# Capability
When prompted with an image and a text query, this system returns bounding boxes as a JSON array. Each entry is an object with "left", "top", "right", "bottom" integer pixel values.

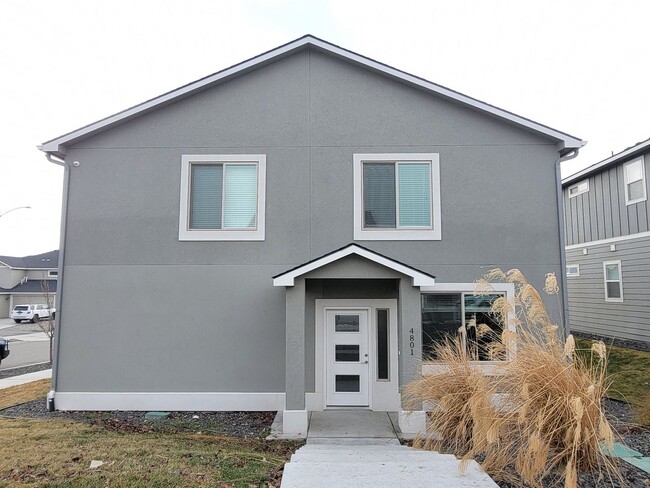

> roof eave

[
  {"left": 562, "top": 138, "right": 650, "bottom": 186},
  {"left": 40, "top": 34, "right": 583, "bottom": 156}
]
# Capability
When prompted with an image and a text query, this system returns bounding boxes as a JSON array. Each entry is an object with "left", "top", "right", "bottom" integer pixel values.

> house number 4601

[{"left": 409, "top": 328, "right": 415, "bottom": 356}]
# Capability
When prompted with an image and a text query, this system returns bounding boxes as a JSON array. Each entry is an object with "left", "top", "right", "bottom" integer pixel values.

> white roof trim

[
  {"left": 40, "top": 35, "right": 583, "bottom": 157},
  {"left": 563, "top": 138, "right": 650, "bottom": 185},
  {"left": 272, "top": 244, "right": 435, "bottom": 287}
]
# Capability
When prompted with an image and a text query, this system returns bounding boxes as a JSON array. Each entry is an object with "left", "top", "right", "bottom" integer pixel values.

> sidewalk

[{"left": 0, "top": 369, "right": 52, "bottom": 389}]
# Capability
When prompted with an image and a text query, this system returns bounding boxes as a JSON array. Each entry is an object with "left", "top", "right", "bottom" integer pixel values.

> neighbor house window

[
  {"left": 603, "top": 260, "right": 623, "bottom": 302},
  {"left": 47, "top": 270, "right": 58, "bottom": 278},
  {"left": 353, "top": 153, "right": 441, "bottom": 240},
  {"left": 624, "top": 157, "right": 646, "bottom": 205},
  {"left": 179, "top": 155, "right": 266, "bottom": 241},
  {"left": 566, "top": 264, "right": 580, "bottom": 277},
  {"left": 568, "top": 180, "right": 589, "bottom": 198},
  {"left": 422, "top": 293, "right": 505, "bottom": 361}
]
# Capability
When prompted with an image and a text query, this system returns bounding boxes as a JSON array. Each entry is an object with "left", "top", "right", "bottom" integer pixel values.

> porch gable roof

[{"left": 272, "top": 243, "right": 435, "bottom": 287}]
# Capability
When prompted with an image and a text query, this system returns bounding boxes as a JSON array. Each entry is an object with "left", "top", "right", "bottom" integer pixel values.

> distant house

[
  {"left": 0, "top": 250, "right": 59, "bottom": 318},
  {"left": 562, "top": 138, "right": 650, "bottom": 343},
  {"left": 39, "top": 35, "right": 583, "bottom": 435}
]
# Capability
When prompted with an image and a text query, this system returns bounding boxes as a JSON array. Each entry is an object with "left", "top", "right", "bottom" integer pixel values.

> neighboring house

[
  {"left": 562, "top": 138, "right": 650, "bottom": 343},
  {"left": 0, "top": 250, "right": 59, "bottom": 318},
  {"left": 39, "top": 35, "right": 583, "bottom": 435}
]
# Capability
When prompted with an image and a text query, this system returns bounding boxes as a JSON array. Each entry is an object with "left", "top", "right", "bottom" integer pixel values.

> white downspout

[
  {"left": 42, "top": 150, "right": 69, "bottom": 410},
  {"left": 556, "top": 148, "right": 581, "bottom": 337}
]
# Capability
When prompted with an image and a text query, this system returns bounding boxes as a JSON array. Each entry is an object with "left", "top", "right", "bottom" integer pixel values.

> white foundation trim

[
  {"left": 53, "top": 392, "right": 285, "bottom": 411},
  {"left": 282, "top": 409, "right": 309, "bottom": 435},
  {"left": 398, "top": 410, "right": 426, "bottom": 434}
]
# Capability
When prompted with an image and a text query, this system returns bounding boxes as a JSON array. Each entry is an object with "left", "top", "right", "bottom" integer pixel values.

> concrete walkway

[
  {"left": 0, "top": 369, "right": 51, "bottom": 389},
  {"left": 279, "top": 411, "right": 498, "bottom": 487}
]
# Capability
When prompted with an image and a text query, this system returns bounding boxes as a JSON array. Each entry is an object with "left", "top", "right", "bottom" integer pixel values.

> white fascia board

[
  {"left": 273, "top": 244, "right": 435, "bottom": 287},
  {"left": 562, "top": 138, "right": 650, "bottom": 185},
  {"left": 40, "top": 36, "right": 582, "bottom": 156}
]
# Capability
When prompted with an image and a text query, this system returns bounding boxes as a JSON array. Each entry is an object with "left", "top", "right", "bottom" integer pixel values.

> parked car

[
  {"left": 10, "top": 304, "right": 53, "bottom": 323},
  {"left": 0, "top": 337, "right": 9, "bottom": 365}
]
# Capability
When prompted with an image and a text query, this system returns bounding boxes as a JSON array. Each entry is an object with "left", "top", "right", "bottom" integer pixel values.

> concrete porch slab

[{"left": 307, "top": 411, "right": 397, "bottom": 439}]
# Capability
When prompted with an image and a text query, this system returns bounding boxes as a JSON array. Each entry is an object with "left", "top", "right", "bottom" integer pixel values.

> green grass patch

[{"left": 576, "top": 337, "right": 650, "bottom": 424}]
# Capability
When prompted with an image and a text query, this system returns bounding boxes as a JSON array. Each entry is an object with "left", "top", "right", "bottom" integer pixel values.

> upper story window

[
  {"left": 353, "top": 153, "right": 441, "bottom": 240},
  {"left": 179, "top": 155, "right": 266, "bottom": 241},
  {"left": 568, "top": 180, "right": 589, "bottom": 198},
  {"left": 624, "top": 156, "right": 647, "bottom": 205}
]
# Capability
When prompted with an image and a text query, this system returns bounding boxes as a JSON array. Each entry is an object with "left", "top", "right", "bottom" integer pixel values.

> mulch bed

[{"left": 0, "top": 398, "right": 276, "bottom": 438}]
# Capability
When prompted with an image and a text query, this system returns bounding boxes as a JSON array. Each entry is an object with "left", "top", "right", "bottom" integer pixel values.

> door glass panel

[
  {"left": 335, "top": 315, "right": 359, "bottom": 332},
  {"left": 335, "top": 345, "right": 360, "bottom": 362},
  {"left": 335, "top": 375, "right": 360, "bottom": 392},
  {"left": 377, "top": 309, "right": 389, "bottom": 380}
]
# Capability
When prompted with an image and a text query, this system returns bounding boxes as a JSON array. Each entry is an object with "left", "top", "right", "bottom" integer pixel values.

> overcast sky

[{"left": 1, "top": 0, "right": 648, "bottom": 256}]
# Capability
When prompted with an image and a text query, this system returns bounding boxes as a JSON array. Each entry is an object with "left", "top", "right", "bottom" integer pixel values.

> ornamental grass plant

[{"left": 404, "top": 269, "right": 622, "bottom": 488}]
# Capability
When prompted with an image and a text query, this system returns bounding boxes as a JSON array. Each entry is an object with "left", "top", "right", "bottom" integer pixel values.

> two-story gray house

[
  {"left": 0, "top": 250, "right": 59, "bottom": 318},
  {"left": 563, "top": 138, "right": 650, "bottom": 343},
  {"left": 39, "top": 36, "right": 583, "bottom": 436}
]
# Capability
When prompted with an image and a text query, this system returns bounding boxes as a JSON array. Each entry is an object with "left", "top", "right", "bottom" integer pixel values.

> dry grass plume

[{"left": 404, "top": 269, "right": 622, "bottom": 488}]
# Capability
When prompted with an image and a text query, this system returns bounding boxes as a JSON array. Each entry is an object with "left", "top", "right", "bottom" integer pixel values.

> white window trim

[
  {"left": 566, "top": 264, "right": 580, "bottom": 277},
  {"left": 47, "top": 270, "right": 58, "bottom": 278},
  {"left": 353, "top": 153, "right": 441, "bottom": 241},
  {"left": 624, "top": 156, "right": 647, "bottom": 205},
  {"left": 568, "top": 180, "right": 589, "bottom": 198},
  {"left": 603, "top": 260, "right": 623, "bottom": 303},
  {"left": 179, "top": 154, "right": 266, "bottom": 241}
]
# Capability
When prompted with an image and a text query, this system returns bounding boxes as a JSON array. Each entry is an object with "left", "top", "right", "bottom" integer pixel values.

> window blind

[
  {"left": 398, "top": 163, "right": 431, "bottom": 227},
  {"left": 190, "top": 164, "right": 223, "bottom": 229},
  {"left": 363, "top": 163, "right": 396, "bottom": 228},
  {"left": 223, "top": 164, "right": 257, "bottom": 228}
]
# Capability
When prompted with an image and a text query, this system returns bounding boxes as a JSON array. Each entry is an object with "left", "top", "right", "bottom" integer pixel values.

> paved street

[{"left": 0, "top": 318, "right": 51, "bottom": 370}]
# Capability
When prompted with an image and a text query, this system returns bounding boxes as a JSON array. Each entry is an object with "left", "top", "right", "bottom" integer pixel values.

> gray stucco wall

[
  {"left": 56, "top": 47, "right": 564, "bottom": 394},
  {"left": 563, "top": 152, "right": 650, "bottom": 246},
  {"left": 566, "top": 235, "right": 650, "bottom": 342}
]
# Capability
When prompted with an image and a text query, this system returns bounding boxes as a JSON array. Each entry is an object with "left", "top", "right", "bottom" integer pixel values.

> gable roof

[
  {"left": 0, "top": 250, "right": 59, "bottom": 270},
  {"left": 40, "top": 35, "right": 583, "bottom": 158},
  {"left": 562, "top": 137, "right": 650, "bottom": 186},
  {"left": 272, "top": 243, "right": 435, "bottom": 287}
]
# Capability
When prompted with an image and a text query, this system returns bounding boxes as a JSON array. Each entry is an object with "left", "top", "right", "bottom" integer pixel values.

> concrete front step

[
  {"left": 281, "top": 460, "right": 499, "bottom": 488},
  {"left": 291, "top": 451, "right": 461, "bottom": 463},
  {"left": 292, "top": 445, "right": 459, "bottom": 463}
]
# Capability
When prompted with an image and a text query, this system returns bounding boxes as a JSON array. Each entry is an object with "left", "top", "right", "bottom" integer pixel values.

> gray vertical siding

[
  {"left": 564, "top": 152, "right": 650, "bottom": 246},
  {"left": 566, "top": 234, "right": 650, "bottom": 342}
]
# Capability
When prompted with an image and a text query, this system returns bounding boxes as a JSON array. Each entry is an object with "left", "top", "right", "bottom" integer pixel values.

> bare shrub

[{"left": 404, "top": 269, "right": 621, "bottom": 488}]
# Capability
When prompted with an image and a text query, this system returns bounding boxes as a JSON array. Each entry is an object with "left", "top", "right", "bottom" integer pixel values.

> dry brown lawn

[
  {"left": 0, "top": 381, "right": 298, "bottom": 487},
  {"left": 0, "top": 379, "right": 50, "bottom": 410}
]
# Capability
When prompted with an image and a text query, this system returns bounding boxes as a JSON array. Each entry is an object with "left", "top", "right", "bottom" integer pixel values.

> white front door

[{"left": 325, "top": 309, "right": 370, "bottom": 407}]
